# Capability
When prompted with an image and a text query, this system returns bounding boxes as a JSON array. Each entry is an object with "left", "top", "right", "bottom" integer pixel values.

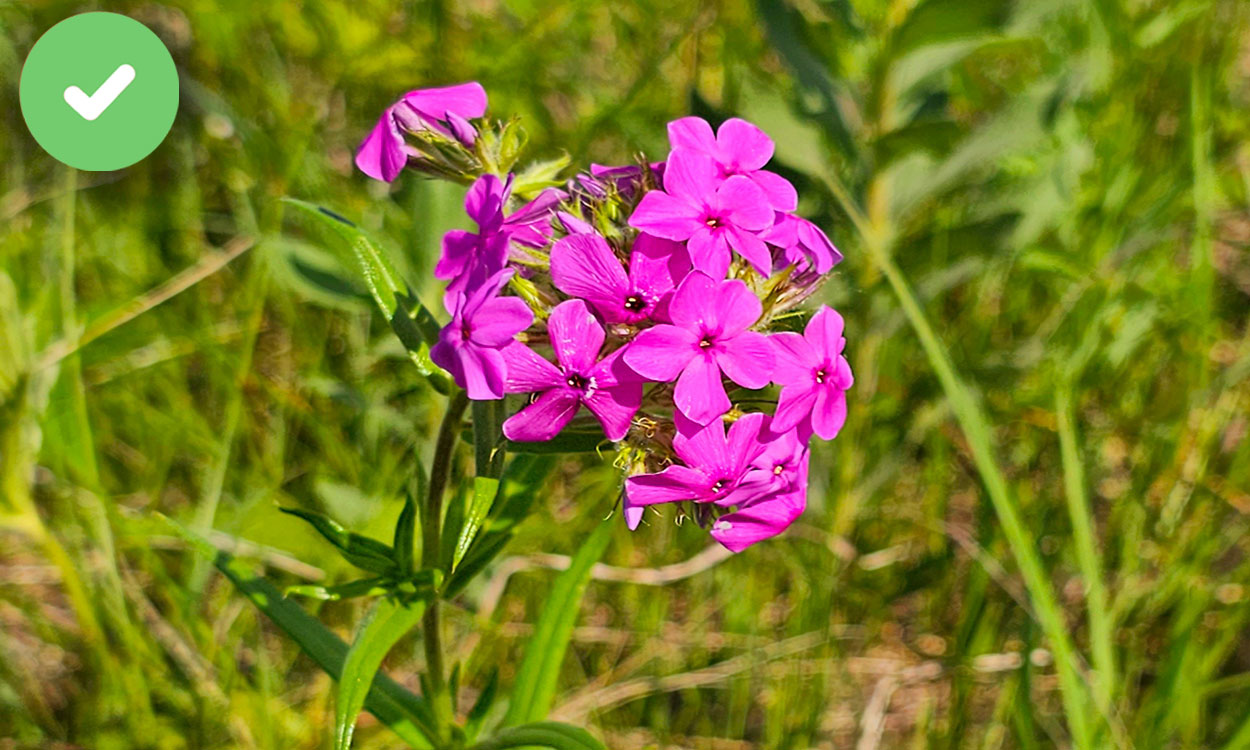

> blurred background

[{"left": 2, "top": 0, "right": 1249, "bottom": 748}]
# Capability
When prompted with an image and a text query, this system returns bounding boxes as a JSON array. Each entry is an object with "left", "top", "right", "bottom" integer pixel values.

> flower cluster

[{"left": 357, "top": 83, "right": 852, "bottom": 552}]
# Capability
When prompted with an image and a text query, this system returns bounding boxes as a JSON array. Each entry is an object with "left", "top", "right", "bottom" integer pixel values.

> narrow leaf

[
  {"left": 394, "top": 491, "right": 418, "bottom": 575},
  {"left": 503, "top": 520, "right": 613, "bottom": 726},
  {"left": 283, "top": 198, "right": 447, "bottom": 385},
  {"left": 159, "top": 516, "right": 440, "bottom": 748},
  {"left": 336, "top": 596, "right": 431, "bottom": 750},
  {"left": 465, "top": 668, "right": 499, "bottom": 742},
  {"left": 469, "top": 722, "right": 604, "bottom": 750},
  {"left": 285, "top": 577, "right": 388, "bottom": 601},
  {"left": 279, "top": 506, "right": 397, "bottom": 575},
  {"left": 454, "top": 477, "right": 501, "bottom": 571}
]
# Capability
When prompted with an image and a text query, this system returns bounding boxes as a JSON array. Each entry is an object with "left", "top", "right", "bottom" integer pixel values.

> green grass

[{"left": 3, "top": 0, "right": 1250, "bottom": 748}]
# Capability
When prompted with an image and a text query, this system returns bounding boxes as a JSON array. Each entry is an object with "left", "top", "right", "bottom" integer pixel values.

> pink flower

[
  {"left": 623, "top": 271, "right": 774, "bottom": 424},
  {"left": 667, "top": 116, "right": 798, "bottom": 212},
  {"left": 710, "top": 418, "right": 809, "bottom": 551},
  {"left": 762, "top": 213, "right": 842, "bottom": 275},
  {"left": 437, "top": 174, "right": 562, "bottom": 299},
  {"left": 550, "top": 232, "right": 690, "bottom": 325},
  {"left": 628, "top": 151, "right": 774, "bottom": 278},
  {"left": 355, "top": 82, "right": 488, "bottom": 182},
  {"left": 501, "top": 300, "right": 642, "bottom": 441},
  {"left": 770, "top": 306, "right": 853, "bottom": 439},
  {"left": 430, "top": 270, "right": 533, "bottom": 400},
  {"left": 624, "top": 413, "right": 774, "bottom": 523}
]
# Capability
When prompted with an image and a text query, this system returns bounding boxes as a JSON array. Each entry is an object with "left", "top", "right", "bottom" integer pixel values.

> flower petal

[
  {"left": 667, "top": 271, "right": 720, "bottom": 331},
  {"left": 672, "top": 411, "right": 731, "bottom": 476},
  {"left": 726, "top": 412, "right": 768, "bottom": 472},
  {"left": 805, "top": 306, "right": 846, "bottom": 356},
  {"left": 583, "top": 383, "right": 642, "bottom": 441},
  {"left": 502, "top": 389, "right": 580, "bottom": 442},
  {"left": 464, "top": 174, "right": 508, "bottom": 229},
  {"left": 770, "top": 332, "right": 816, "bottom": 385},
  {"left": 748, "top": 170, "right": 798, "bottom": 212},
  {"left": 716, "top": 175, "right": 773, "bottom": 231},
  {"left": 501, "top": 341, "right": 562, "bottom": 393},
  {"left": 628, "top": 190, "right": 703, "bottom": 241},
  {"left": 623, "top": 325, "right": 699, "bottom": 381},
  {"left": 795, "top": 218, "right": 842, "bottom": 272},
  {"left": 625, "top": 465, "right": 711, "bottom": 507},
  {"left": 354, "top": 109, "right": 406, "bottom": 182},
  {"left": 547, "top": 299, "right": 605, "bottom": 374},
  {"left": 674, "top": 354, "right": 731, "bottom": 425},
  {"left": 710, "top": 489, "right": 806, "bottom": 552},
  {"left": 663, "top": 149, "right": 721, "bottom": 199},
  {"left": 504, "top": 187, "right": 564, "bottom": 247},
  {"left": 717, "top": 331, "right": 774, "bottom": 389},
  {"left": 708, "top": 278, "right": 763, "bottom": 336},
  {"left": 726, "top": 225, "right": 773, "bottom": 276},
  {"left": 469, "top": 296, "right": 532, "bottom": 347},
  {"left": 404, "top": 82, "right": 488, "bottom": 121},
  {"left": 686, "top": 228, "right": 733, "bottom": 279},
  {"left": 629, "top": 233, "right": 690, "bottom": 298},
  {"left": 772, "top": 384, "right": 817, "bottom": 434},
  {"left": 716, "top": 118, "right": 774, "bottom": 172},
  {"left": 550, "top": 233, "right": 630, "bottom": 321},
  {"left": 667, "top": 116, "right": 717, "bottom": 153},
  {"left": 810, "top": 385, "right": 848, "bottom": 440}
]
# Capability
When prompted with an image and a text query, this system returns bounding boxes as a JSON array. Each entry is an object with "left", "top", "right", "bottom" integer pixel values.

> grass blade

[{"left": 503, "top": 519, "right": 613, "bottom": 727}]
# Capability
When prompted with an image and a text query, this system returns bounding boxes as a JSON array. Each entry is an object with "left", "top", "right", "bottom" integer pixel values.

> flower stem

[{"left": 422, "top": 390, "right": 469, "bottom": 733}]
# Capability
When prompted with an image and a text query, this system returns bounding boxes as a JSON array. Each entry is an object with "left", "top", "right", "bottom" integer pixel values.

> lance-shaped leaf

[
  {"left": 336, "top": 595, "right": 432, "bottom": 750},
  {"left": 503, "top": 519, "right": 613, "bottom": 726},
  {"left": 279, "top": 506, "right": 398, "bottom": 575},
  {"left": 160, "top": 516, "right": 440, "bottom": 748},
  {"left": 283, "top": 198, "right": 449, "bottom": 388},
  {"left": 468, "top": 722, "right": 604, "bottom": 750},
  {"left": 453, "top": 477, "right": 501, "bottom": 572}
]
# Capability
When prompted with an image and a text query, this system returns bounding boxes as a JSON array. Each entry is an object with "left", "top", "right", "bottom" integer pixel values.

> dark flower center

[
  {"left": 460, "top": 323, "right": 472, "bottom": 341},
  {"left": 566, "top": 373, "right": 588, "bottom": 390},
  {"left": 705, "top": 215, "right": 723, "bottom": 228},
  {"left": 814, "top": 368, "right": 828, "bottom": 384},
  {"left": 623, "top": 293, "right": 647, "bottom": 312},
  {"left": 699, "top": 335, "right": 716, "bottom": 349},
  {"left": 710, "top": 478, "right": 728, "bottom": 493},
  {"left": 774, "top": 464, "right": 786, "bottom": 476}
]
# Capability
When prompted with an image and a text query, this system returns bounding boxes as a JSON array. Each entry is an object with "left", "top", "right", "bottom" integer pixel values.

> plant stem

[{"left": 422, "top": 390, "right": 470, "bottom": 731}]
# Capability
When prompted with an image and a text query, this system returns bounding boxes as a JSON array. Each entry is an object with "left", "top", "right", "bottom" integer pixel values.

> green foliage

[{"left": 2, "top": 0, "right": 1249, "bottom": 748}]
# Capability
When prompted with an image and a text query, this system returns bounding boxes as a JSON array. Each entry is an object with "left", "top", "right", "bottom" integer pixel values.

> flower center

[
  {"left": 623, "top": 293, "right": 647, "bottom": 312},
  {"left": 704, "top": 214, "right": 723, "bottom": 229},
  {"left": 774, "top": 464, "right": 786, "bottom": 476},
  {"left": 699, "top": 335, "right": 716, "bottom": 350},
  {"left": 566, "top": 373, "right": 588, "bottom": 390},
  {"left": 710, "top": 478, "right": 729, "bottom": 493},
  {"left": 814, "top": 368, "right": 828, "bottom": 384},
  {"left": 460, "top": 323, "right": 473, "bottom": 341}
]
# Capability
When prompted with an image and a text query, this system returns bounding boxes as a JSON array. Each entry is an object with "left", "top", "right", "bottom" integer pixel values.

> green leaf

[
  {"left": 159, "top": 516, "right": 440, "bottom": 748},
  {"left": 336, "top": 595, "right": 432, "bottom": 750},
  {"left": 502, "top": 520, "right": 613, "bottom": 726},
  {"left": 282, "top": 198, "right": 448, "bottom": 386},
  {"left": 891, "top": 0, "right": 1009, "bottom": 57},
  {"left": 464, "top": 668, "right": 499, "bottom": 743},
  {"left": 754, "top": 0, "right": 855, "bottom": 157},
  {"left": 285, "top": 577, "right": 388, "bottom": 601},
  {"left": 500, "top": 432, "right": 608, "bottom": 455},
  {"left": 394, "top": 491, "right": 418, "bottom": 575},
  {"left": 454, "top": 477, "right": 500, "bottom": 571},
  {"left": 469, "top": 722, "right": 604, "bottom": 750},
  {"left": 512, "top": 153, "right": 571, "bottom": 198},
  {"left": 279, "top": 506, "right": 398, "bottom": 575}
]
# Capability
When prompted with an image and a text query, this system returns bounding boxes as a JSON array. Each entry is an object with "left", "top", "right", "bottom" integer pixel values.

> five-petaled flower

[
  {"left": 628, "top": 150, "right": 775, "bottom": 278},
  {"left": 762, "top": 212, "right": 843, "bottom": 275},
  {"left": 624, "top": 413, "right": 774, "bottom": 524},
  {"left": 430, "top": 270, "right": 533, "bottom": 401},
  {"left": 437, "top": 174, "right": 562, "bottom": 299},
  {"left": 770, "top": 306, "right": 854, "bottom": 440},
  {"left": 356, "top": 82, "right": 487, "bottom": 183},
  {"left": 624, "top": 271, "right": 775, "bottom": 425},
  {"left": 501, "top": 299, "right": 643, "bottom": 442},
  {"left": 550, "top": 232, "right": 690, "bottom": 325},
  {"left": 667, "top": 116, "right": 797, "bottom": 212}
]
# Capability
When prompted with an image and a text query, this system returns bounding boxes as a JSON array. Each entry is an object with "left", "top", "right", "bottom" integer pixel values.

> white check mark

[{"left": 64, "top": 64, "right": 136, "bottom": 121}]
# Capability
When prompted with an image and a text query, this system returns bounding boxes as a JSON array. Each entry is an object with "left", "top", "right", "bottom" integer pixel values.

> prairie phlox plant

[{"left": 356, "top": 82, "right": 853, "bottom": 552}]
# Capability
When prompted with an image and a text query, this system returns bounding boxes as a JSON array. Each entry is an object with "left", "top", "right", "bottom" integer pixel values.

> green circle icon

[{"left": 20, "top": 12, "right": 179, "bottom": 171}]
